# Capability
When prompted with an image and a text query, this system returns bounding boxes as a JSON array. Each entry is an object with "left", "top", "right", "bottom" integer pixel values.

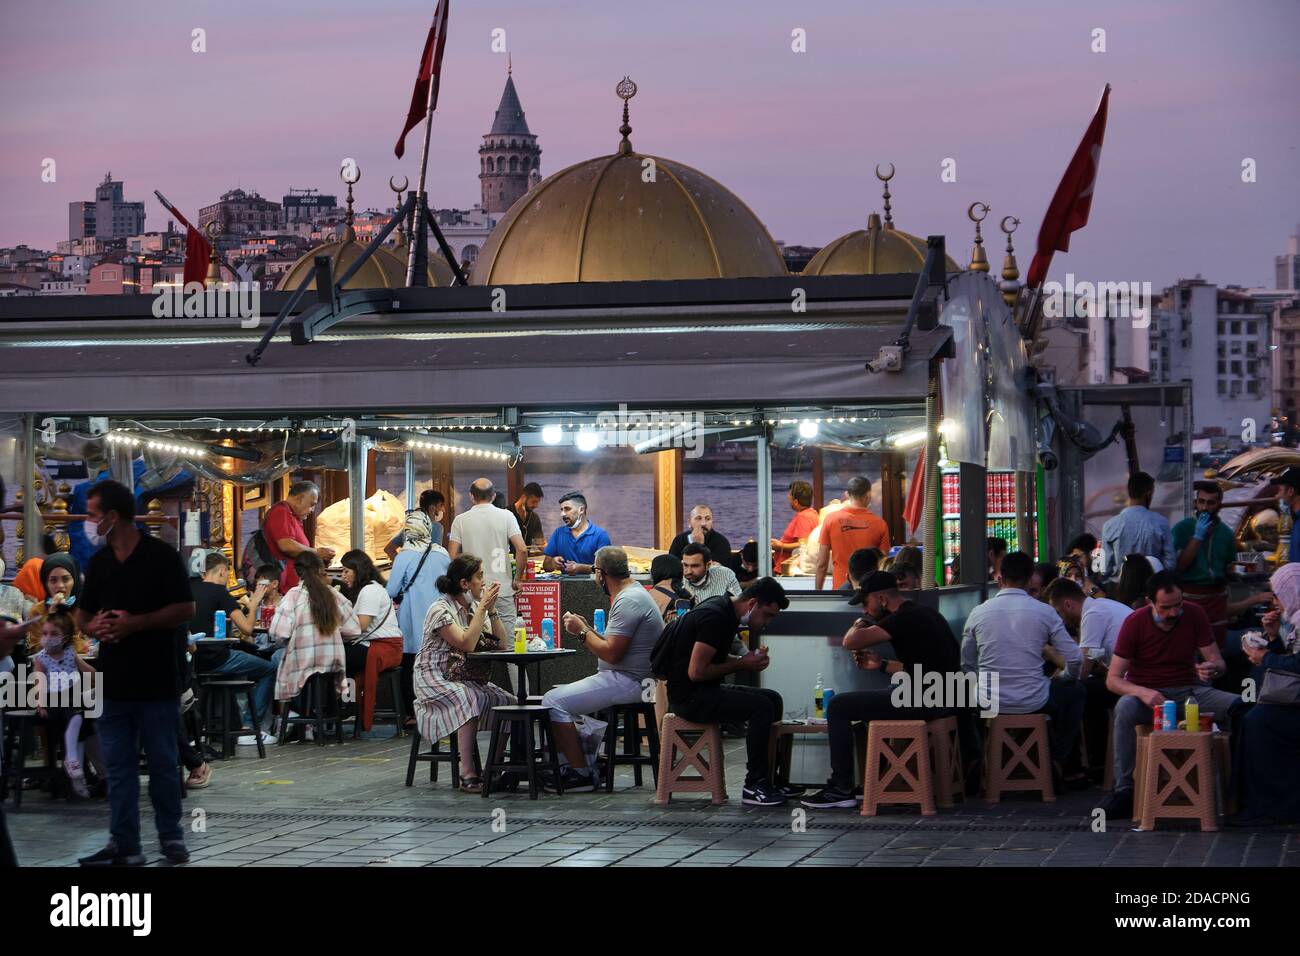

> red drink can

[{"left": 259, "top": 604, "right": 275, "bottom": 629}]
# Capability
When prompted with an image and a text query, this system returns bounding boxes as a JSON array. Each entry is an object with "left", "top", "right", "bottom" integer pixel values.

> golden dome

[
  {"left": 803, "top": 213, "right": 961, "bottom": 276},
  {"left": 276, "top": 238, "right": 405, "bottom": 292},
  {"left": 470, "top": 152, "right": 787, "bottom": 284},
  {"left": 387, "top": 239, "right": 456, "bottom": 287}
]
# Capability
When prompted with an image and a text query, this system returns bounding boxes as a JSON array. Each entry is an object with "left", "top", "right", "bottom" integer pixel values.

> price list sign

[{"left": 514, "top": 581, "right": 561, "bottom": 643}]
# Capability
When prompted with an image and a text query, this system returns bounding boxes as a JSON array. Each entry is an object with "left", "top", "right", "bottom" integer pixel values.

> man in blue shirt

[
  {"left": 1101, "top": 471, "right": 1174, "bottom": 579},
  {"left": 543, "top": 492, "right": 612, "bottom": 574},
  {"left": 1277, "top": 468, "right": 1300, "bottom": 564}
]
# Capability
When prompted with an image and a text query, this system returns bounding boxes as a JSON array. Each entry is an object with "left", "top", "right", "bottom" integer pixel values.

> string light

[{"left": 406, "top": 438, "right": 509, "bottom": 461}]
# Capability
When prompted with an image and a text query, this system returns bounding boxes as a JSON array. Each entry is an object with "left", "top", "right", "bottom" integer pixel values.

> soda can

[
  {"left": 1162, "top": 699, "right": 1177, "bottom": 732},
  {"left": 822, "top": 688, "right": 834, "bottom": 713}
]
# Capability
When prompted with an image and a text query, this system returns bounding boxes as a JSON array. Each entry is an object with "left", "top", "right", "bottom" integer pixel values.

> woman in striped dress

[{"left": 413, "top": 553, "right": 515, "bottom": 792}]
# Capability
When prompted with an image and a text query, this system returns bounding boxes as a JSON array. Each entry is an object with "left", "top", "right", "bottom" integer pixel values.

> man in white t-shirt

[
  {"left": 545, "top": 546, "right": 664, "bottom": 792},
  {"left": 448, "top": 478, "right": 528, "bottom": 636}
]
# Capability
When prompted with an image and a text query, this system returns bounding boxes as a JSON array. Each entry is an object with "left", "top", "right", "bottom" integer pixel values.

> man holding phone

[{"left": 659, "top": 577, "right": 793, "bottom": 806}]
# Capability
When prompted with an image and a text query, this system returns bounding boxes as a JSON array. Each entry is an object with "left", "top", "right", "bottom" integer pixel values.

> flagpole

[{"left": 405, "top": 71, "right": 436, "bottom": 287}]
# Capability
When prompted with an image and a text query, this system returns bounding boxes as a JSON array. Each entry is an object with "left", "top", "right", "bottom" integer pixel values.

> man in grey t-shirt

[{"left": 543, "top": 546, "right": 664, "bottom": 792}]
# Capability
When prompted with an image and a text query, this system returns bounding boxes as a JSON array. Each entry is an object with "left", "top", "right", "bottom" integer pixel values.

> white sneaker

[{"left": 237, "top": 731, "right": 276, "bottom": 746}]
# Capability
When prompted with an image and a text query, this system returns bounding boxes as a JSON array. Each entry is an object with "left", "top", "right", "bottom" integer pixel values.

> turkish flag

[
  {"left": 395, "top": 1, "right": 450, "bottom": 160},
  {"left": 182, "top": 226, "right": 212, "bottom": 286},
  {"left": 1026, "top": 85, "right": 1111, "bottom": 288}
]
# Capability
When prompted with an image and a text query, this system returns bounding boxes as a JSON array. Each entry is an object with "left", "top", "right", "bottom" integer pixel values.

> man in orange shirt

[
  {"left": 814, "top": 477, "right": 890, "bottom": 589},
  {"left": 770, "top": 480, "right": 821, "bottom": 567}
]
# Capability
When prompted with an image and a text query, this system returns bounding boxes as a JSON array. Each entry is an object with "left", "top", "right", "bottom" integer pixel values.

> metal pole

[
  {"left": 922, "top": 364, "right": 940, "bottom": 589},
  {"left": 405, "top": 70, "right": 437, "bottom": 288},
  {"left": 348, "top": 437, "right": 368, "bottom": 554},
  {"left": 756, "top": 427, "right": 773, "bottom": 578},
  {"left": 20, "top": 414, "right": 40, "bottom": 560},
  {"left": 404, "top": 449, "right": 416, "bottom": 511}
]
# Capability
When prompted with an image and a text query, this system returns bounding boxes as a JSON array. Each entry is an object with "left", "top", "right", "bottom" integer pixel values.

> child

[{"left": 33, "top": 609, "right": 97, "bottom": 798}]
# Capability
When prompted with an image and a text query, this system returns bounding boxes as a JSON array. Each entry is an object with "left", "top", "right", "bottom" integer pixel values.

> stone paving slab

[{"left": 6, "top": 732, "right": 1297, "bottom": 867}]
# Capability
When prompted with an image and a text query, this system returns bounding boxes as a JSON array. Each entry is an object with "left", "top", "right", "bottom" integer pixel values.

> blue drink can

[
  {"left": 213, "top": 609, "right": 226, "bottom": 640},
  {"left": 1162, "top": 699, "right": 1177, "bottom": 732},
  {"left": 593, "top": 608, "right": 606, "bottom": 635},
  {"left": 822, "top": 688, "right": 834, "bottom": 713}
]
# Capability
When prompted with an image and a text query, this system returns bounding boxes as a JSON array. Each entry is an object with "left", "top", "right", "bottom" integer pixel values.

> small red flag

[
  {"left": 395, "top": 1, "right": 451, "bottom": 160},
  {"left": 903, "top": 448, "right": 926, "bottom": 533},
  {"left": 1026, "top": 85, "right": 1111, "bottom": 288}
]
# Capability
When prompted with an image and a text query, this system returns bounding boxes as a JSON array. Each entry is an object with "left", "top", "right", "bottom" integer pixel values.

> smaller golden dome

[
  {"left": 803, "top": 214, "right": 960, "bottom": 276},
  {"left": 804, "top": 165, "right": 960, "bottom": 277}
]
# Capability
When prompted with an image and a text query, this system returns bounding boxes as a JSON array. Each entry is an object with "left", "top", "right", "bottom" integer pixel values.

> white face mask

[
  {"left": 84, "top": 515, "right": 113, "bottom": 547},
  {"left": 41, "top": 636, "right": 64, "bottom": 653}
]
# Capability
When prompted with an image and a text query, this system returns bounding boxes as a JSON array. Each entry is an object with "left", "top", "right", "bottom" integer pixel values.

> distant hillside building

[
  {"left": 68, "top": 173, "right": 145, "bottom": 240},
  {"left": 200, "top": 189, "right": 282, "bottom": 236},
  {"left": 479, "top": 72, "right": 542, "bottom": 214}
]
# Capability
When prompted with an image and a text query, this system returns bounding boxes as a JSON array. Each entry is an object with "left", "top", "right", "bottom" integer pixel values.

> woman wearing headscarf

[
  {"left": 1232, "top": 562, "right": 1300, "bottom": 824},
  {"left": 387, "top": 509, "right": 450, "bottom": 721},
  {"left": 26, "top": 553, "right": 90, "bottom": 654}
]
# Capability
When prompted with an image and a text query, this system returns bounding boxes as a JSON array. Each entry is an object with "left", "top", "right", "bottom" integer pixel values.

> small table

[
  {"left": 769, "top": 720, "right": 829, "bottom": 790},
  {"left": 465, "top": 649, "right": 576, "bottom": 701}
]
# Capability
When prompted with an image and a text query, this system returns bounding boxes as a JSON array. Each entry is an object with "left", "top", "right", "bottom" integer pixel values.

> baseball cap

[{"left": 848, "top": 570, "right": 898, "bottom": 606}]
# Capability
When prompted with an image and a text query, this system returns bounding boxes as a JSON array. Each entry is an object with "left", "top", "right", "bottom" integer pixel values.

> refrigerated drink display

[{"left": 940, "top": 468, "right": 1031, "bottom": 574}]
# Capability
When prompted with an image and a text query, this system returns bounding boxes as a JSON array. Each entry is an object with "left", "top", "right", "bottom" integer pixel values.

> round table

[{"left": 465, "top": 648, "right": 576, "bottom": 701}]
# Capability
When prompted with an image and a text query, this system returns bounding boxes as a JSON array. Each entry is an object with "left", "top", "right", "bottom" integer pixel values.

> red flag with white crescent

[
  {"left": 395, "top": 1, "right": 450, "bottom": 159},
  {"left": 1026, "top": 85, "right": 1111, "bottom": 288}
]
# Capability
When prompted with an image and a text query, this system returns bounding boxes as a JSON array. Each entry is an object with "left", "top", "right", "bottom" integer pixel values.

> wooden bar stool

[
  {"left": 983, "top": 714, "right": 1054, "bottom": 803},
  {"left": 654, "top": 714, "right": 726, "bottom": 805},
  {"left": 861, "top": 720, "right": 936, "bottom": 816},
  {"left": 405, "top": 726, "right": 480, "bottom": 789},
  {"left": 598, "top": 701, "right": 660, "bottom": 792},
  {"left": 1136, "top": 731, "right": 1218, "bottom": 832},
  {"left": 926, "top": 715, "right": 965, "bottom": 808},
  {"left": 481, "top": 705, "right": 562, "bottom": 800}
]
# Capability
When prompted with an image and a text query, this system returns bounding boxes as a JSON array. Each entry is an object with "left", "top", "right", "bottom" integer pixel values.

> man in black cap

[
  {"left": 802, "top": 570, "right": 969, "bottom": 809},
  {"left": 1278, "top": 467, "right": 1300, "bottom": 564}
]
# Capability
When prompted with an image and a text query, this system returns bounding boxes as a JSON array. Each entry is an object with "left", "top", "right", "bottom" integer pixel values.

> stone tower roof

[{"left": 489, "top": 75, "right": 531, "bottom": 136}]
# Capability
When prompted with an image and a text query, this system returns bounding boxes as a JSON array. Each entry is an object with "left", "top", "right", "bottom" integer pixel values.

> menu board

[{"left": 514, "top": 581, "right": 562, "bottom": 645}]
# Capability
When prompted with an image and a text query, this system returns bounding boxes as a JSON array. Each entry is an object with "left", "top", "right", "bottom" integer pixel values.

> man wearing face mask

[
  {"left": 659, "top": 577, "right": 794, "bottom": 806},
  {"left": 542, "top": 492, "right": 611, "bottom": 575},
  {"left": 542, "top": 547, "right": 664, "bottom": 791},
  {"left": 1099, "top": 570, "right": 1241, "bottom": 818},
  {"left": 679, "top": 542, "right": 742, "bottom": 603},
  {"left": 75, "top": 479, "right": 196, "bottom": 867}
]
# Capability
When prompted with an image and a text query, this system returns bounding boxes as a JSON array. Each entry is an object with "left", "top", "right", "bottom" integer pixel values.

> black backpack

[
  {"left": 240, "top": 528, "right": 283, "bottom": 586},
  {"left": 648, "top": 612, "right": 690, "bottom": 681}
]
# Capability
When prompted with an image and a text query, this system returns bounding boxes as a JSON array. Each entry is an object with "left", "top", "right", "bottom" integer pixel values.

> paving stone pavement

[{"left": 8, "top": 731, "right": 1299, "bottom": 867}]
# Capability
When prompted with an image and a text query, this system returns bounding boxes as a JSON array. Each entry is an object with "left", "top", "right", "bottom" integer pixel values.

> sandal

[
  {"left": 459, "top": 775, "right": 483, "bottom": 794},
  {"left": 187, "top": 764, "right": 213, "bottom": 790}
]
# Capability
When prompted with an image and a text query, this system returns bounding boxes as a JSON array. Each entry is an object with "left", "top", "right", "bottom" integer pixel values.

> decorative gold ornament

[{"left": 967, "top": 202, "right": 990, "bottom": 273}]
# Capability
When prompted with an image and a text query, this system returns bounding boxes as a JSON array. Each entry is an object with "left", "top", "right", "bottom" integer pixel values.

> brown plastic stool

[
  {"left": 926, "top": 716, "right": 965, "bottom": 808},
  {"left": 1136, "top": 731, "right": 1218, "bottom": 832},
  {"left": 861, "top": 720, "right": 936, "bottom": 816},
  {"left": 983, "top": 714, "right": 1055, "bottom": 803},
  {"left": 654, "top": 714, "right": 726, "bottom": 805}
]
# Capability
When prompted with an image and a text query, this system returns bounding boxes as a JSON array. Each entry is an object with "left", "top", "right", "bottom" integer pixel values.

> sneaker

[
  {"left": 742, "top": 779, "right": 788, "bottom": 807},
  {"left": 302, "top": 724, "right": 315, "bottom": 742},
  {"left": 237, "top": 731, "right": 277, "bottom": 746},
  {"left": 800, "top": 786, "right": 858, "bottom": 809},
  {"left": 79, "top": 844, "right": 146, "bottom": 867},
  {"left": 544, "top": 767, "right": 598, "bottom": 793},
  {"left": 1099, "top": 789, "right": 1133, "bottom": 819},
  {"left": 160, "top": 841, "right": 190, "bottom": 864},
  {"left": 777, "top": 783, "right": 806, "bottom": 798}
]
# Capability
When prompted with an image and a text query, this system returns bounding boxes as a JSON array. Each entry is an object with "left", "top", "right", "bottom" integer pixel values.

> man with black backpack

[{"left": 652, "top": 576, "right": 795, "bottom": 806}]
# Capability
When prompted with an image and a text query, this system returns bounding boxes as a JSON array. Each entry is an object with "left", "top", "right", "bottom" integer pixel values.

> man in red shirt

[
  {"left": 814, "top": 477, "right": 890, "bottom": 589},
  {"left": 770, "top": 480, "right": 820, "bottom": 568},
  {"left": 1100, "top": 570, "right": 1240, "bottom": 817},
  {"left": 264, "top": 480, "right": 336, "bottom": 592}
]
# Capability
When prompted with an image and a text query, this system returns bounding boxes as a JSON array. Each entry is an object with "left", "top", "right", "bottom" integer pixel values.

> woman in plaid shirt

[{"left": 270, "top": 551, "right": 360, "bottom": 705}]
